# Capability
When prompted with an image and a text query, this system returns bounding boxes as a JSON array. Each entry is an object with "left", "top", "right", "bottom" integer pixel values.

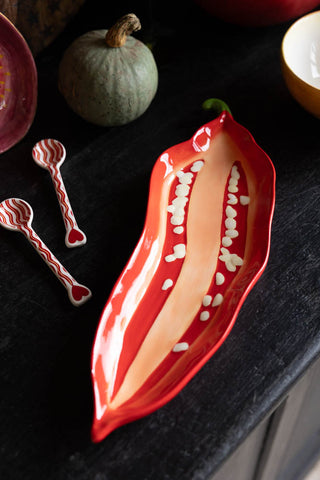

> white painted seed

[
  {"left": 172, "top": 342, "right": 189, "bottom": 352},
  {"left": 225, "top": 229, "right": 239, "bottom": 238},
  {"left": 168, "top": 201, "right": 186, "bottom": 214},
  {"left": 175, "top": 184, "right": 190, "bottom": 197},
  {"left": 200, "top": 311, "right": 210, "bottom": 321},
  {"left": 219, "top": 248, "right": 243, "bottom": 272},
  {"left": 226, "top": 205, "right": 237, "bottom": 218},
  {"left": 229, "top": 177, "right": 238, "bottom": 186},
  {"left": 202, "top": 295, "right": 212, "bottom": 307},
  {"left": 172, "top": 197, "right": 188, "bottom": 207},
  {"left": 173, "top": 207, "right": 185, "bottom": 217},
  {"left": 212, "top": 293, "right": 223, "bottom": 307},
  {"left": 222, "top": 236, "right": 233, "bottom": 247},
  {"left": 227, "top": 194, "right": 238, "bottom": 205},
  {"left": 176, "top": 170, "right": 184, "bottom": 178},
  {"left": 162, "top": 279, "right": 173, "bottom": 290},
  {"left": 225, "top": 218, "right": 236, "bottom": 229},
  {"left": 179, "top": 172, "right": 193, "bottom": 185},
  {"left": 232, "top": 256, "right": 243, "bottom": 266},
  {"left": 171, "top": 216, "right": 184, "bottom": 225},
  {"left": 173, "top": 244, "right": 186, "bottom": 259},
  {"left": 240, "top": 195, "right": 250, "bottom": 205},
  {"left": 228, "top": 185, "right": 238, "bottom": 193},
  {"left": 216, "top": 272, "right": 225, "bottom": 285},
  {"left": 165, "top": 244, "right": 186, "bottom": 262},
  {"left": 191, "top": 160, "right": 204, "bottom": 172},
  {"left": 226, "top": 263, "right": 236, "bottom": 272},
  {"left": 173, "top": 226, "right": 184, "bottom": 234},
  {"left": 231, "top": 166, "right": 240, "bottom": 179}
]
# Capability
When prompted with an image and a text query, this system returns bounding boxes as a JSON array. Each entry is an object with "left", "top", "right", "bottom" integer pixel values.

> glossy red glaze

[
  {"left": 91, "top": 111, "right": 276, "bottom": 442},
  {"left": 196, "top": 0, "right": 320, "bottom": 26},
  {"left": 0, "top": 13, "right": 37, "bottom": 153}
]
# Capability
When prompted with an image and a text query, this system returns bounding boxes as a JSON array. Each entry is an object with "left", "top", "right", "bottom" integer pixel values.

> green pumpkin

[{"left": 58, "top": 14, "right": 158, "bottom": 126}]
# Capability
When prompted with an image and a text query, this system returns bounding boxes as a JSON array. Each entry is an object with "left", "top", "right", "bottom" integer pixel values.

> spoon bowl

[
  {"left": 281, "top": 10, "right": 320, "bottom": 117},
  {"left": 32, "top": 139, "right": 66, "bottom": 170},
  {"left": 0, "top": 198, "right": 33, "bottom": 231}
]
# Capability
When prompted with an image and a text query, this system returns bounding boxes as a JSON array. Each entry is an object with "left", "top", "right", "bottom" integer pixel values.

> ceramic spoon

[
  {"left": 32, "top": 139, "right": 87, "bottom": 248},
  {"left": 0, "top": 198, "right": 92, "bottom": 306}
]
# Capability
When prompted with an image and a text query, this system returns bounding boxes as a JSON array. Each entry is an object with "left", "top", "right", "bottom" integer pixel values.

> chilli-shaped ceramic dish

[
  {"left": 91, "top": 107, "right": 276, "bottom": 442},
  {"left": 0, "top": 13, "right": 37, "bottom": 153}
]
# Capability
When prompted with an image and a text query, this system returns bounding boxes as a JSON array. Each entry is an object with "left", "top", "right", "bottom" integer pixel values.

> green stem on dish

[{"left": 202, "top": 98, "right": 232, "bottom": 117}]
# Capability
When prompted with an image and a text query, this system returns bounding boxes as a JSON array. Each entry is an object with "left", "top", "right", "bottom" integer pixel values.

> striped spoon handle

[
  {"left": 21, "top": 223, "right": 92, "bottom": 306},
  {"left": 49, "top": 164, "right": 87, "bottom": 248}
]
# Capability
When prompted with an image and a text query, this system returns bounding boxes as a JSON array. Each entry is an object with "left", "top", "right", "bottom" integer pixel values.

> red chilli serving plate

[
  {"left": 91, "top": 107, "right": 276, "bottom": 442},
  {"left": 0, "top": 13, "right": 37, "bottom": 153}
]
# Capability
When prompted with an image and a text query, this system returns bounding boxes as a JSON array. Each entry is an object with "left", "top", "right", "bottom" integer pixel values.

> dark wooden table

[{"left": 1, "top": 2, "right": 320, "bottom": 479}]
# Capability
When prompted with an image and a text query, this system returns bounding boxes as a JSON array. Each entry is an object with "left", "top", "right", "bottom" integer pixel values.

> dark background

[{"left": 1, "top": 1, "right": 320, "bottom": 479}]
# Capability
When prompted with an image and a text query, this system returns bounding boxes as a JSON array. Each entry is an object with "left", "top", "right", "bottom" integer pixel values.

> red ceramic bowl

[{"left": 0, "top": 13, "right": 37, "bottom": 153}]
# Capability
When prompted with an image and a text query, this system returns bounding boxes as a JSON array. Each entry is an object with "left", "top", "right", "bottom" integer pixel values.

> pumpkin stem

[{"left": 105, "top": 13, "right": 141, "bottom": 48}]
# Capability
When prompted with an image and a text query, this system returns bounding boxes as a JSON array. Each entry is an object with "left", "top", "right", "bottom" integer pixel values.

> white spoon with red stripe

[
  {"left": 0, "top": 198, "right": 92, "bottom": 306},
  {"left": 32, "top": 139, "right": 87, "bottom": 248}
]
